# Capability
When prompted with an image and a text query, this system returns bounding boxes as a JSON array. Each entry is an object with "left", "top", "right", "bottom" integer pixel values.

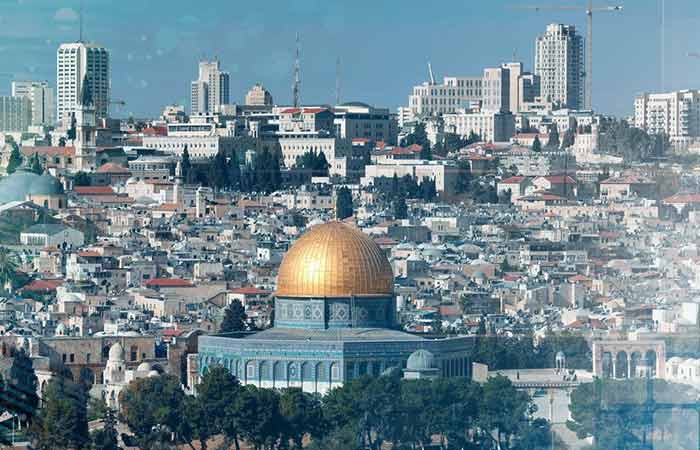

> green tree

[
  {"left": 419, "top": 143, "right": 432, "bottom": 160},
  {"left": 0, "top": 247, "right": 18, "bottom": 292},
  {"left": 335, "top": 187, "right": 353, "bottom": 220},
  {"left": 420, "top": 177, "right": 436, "bottom": 201},
  {"left": 181, "top": 145, "right": 192, "bottom": 182},
  {"left": 234, "top": 386, "right": 284, "bottom": 450},
  {"left": 402, "top": 122, "right": 431, "bottom": 157},
  {"left": 73, "top": 171, "right": 91, "bottom": 186},
  {"left": 6, "top": 138, "right": 23, "bottom": 174},
  {"left": 29, "top": 153, "right": 44, "bottom": 175},
  {"left": 479, "top": 375, "right": 531, "bottom": 449},
  {"left": 220, "top": 299, "right": 248, "bottom": 333},
  {"left": 31, "top": 377, "right": 89, "bottom": 450},
  {"left": 561, "top": 127, "right": 576, "bottom": 149},
  {"left": 532, "top": 135, "right": 542, "bottom": 153},
  {"left": 547, "top": 127, "right": 560, "bottom": 150},
  {"left": 188, "top": 366, "right": 243, "bottom": 450},
  {"left": 228, "top": 149, "right": 241, "bottom": 190},
  {"left": 209, "top": 149, "right": 230, "bottom": 190},
  {"left": 120, "top": 374, "right": 187, "bottom": 447},
  {"left": 91, "top": 407, "right": 119, "bottom": 450},
  {"left": 393, "top": 196, "right": 408, "bottom": 220},
  {"left": 279, "top": 388, "right": 325, "bottom": 448},
  {"left": 5, "top": 348, "right": 39, "bottom": 423}
]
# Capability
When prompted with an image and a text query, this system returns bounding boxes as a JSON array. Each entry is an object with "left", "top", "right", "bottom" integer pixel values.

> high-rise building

[
  {"left": 634, "top": 90, "right": 700, "bottom": 142},
  {"left": 56, "top": 42, "right": 110, "bottom": 122},
  {"left": 482, "top": 67, "right": 510, "bottom": 113},
  {"left": 517, "top": 73, "right": 541, "bottom": 110},
  {"left": 501, "top": 62, "right": 522, "bottom": 114},
  {"left": 408, "top": 76, "right": 482, "bottom": 117},
  {"left": 190, "top": 60, "right": 230, "bottom": 115},
  {"left": 11, "top": 80, "right": 55, "bottom": 126},
  {"left": 245, "top": 83, "right": 273, "bottom": 106},
  {"left": 534, "top": 24, "right": 584, "bottom": 110},
  {"left": 0, "top": 96, "right": 32, "bottom": 132}
]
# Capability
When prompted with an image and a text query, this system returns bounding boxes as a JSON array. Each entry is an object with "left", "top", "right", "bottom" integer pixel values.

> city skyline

[{"left": 0, "top": 0, "right": 698, "bottom": 118}]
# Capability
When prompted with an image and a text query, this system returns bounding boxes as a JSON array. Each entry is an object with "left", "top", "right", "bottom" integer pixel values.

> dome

[
  {"left": 275, "top": 222, "right": 394, "bottom": 298},
  {"left": 407, "top": 349, "right": 436, "bottom": 371},
  {"left": 137, "top": 362, "right": 152, "bottom": 372},
  {"left": 108, "top": 342, "right": 125, "bottom": 360},
  {"left": 147, "top": 370, "right": 160, "bottom": 378},
  {"left": 0, "top": 170, "right": 64, "bottom": 204}
]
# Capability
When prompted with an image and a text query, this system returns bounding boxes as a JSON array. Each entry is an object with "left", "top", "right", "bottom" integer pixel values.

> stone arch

[
  {"left": 102, "top": 345, "right": 110, "bottom": 360},
  {"left": 259, "top": 361, "right": 271, "bottom": 386},
  {"left": 129, "top": 345, "right": 139, "bottom": 361},
  {"left": 645, "top": 350, "right": 658, "bottom": 377},
  {"left": 273, "top": 361, "right": 285, "bottom": 388},
  {"left": 615, "top": 351, "right": 628, "bottom": 378},
  {"left": 245, "top": 361, "right": 255, "bottom": 383},
  {"left": 330, "top": 362, "right": 339, "bottom": 381},
  {"left": 301, "top": 361, "right": 313, "bottom": 385},
  {"left": 601, "top": 352, "right": 613, "bottom": 378},
  {"left": 151, "top": 363, "right": 165, "bottom": 374},
  {"left": 630, "top": 351, "right": 642, "bottom": 377}
]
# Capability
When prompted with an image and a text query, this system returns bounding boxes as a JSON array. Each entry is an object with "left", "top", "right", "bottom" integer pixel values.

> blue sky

[{"left": 0, "top": 0, "right": 698, "bottom": 117}]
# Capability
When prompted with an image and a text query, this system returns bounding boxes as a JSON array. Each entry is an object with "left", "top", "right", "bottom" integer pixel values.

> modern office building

[
  {"left": 534, "top": 24, "right": 584, "bottom": 110},
  {"left": 634, "top": 90, "right": 700, "bottom": 143},
  {"left": 333, "top": 102, "right": 398, "bottom": 144},
  {"left": 190, "top": 60, "right": 230, "bottom": 115},
  {"left": 57, "top": 42, "right": 110, "bottom": 122},
  {"left": 443, "top": 110, "right": 516, "bottom": 143},
  {"left": 482, "top": 67, "right": 510, "bottom": 113},
  {"left": 11, "top": 81, "right": 55, "bottom": 126},
  {"left": 408, "top": 76, "right": 482, "bottom": 117},
  {"left": 245, "top": 83, "right": 273, "bottom": 106},
  {"left": 0, "top": 96, "right": 32, "bottom": 132}
]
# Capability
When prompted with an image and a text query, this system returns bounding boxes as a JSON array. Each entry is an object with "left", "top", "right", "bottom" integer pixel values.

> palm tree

[{"left": 0, "top": 247, "right": 18, "bottom": 291}]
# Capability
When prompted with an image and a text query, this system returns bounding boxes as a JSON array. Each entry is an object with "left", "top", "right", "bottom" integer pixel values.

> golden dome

[{"left": 276, "top": 222, "right": 394, "bottom": 298}]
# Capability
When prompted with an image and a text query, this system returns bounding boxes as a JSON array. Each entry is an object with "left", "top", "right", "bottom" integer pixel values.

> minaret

[
  {"left": 74, "top": 74, "right": 97, "bottom": 171},
  {"left": 292, "top": 32, "right": 300, "bottom": 108}
]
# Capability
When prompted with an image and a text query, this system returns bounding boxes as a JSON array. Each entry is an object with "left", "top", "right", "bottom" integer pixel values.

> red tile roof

[
  {"left": 74, "top": 186, "right": 115, "bottom": 195},
  {"left": 280, "top": 107, "right": 329, "bottom": 114},
  {"left": 19, "top": 279, "right": 63, "bottom": 293},
  {"left": 230, "top": 287, "right": 270, "bottom": 295},
  {"left": 21, "top": 146, "right": 75, "bottom": 157},
  {"left": 96, "top": 163, "right": 131, "bottom": 174},
  {"left": 145, "top": 278, "right": 194, "bottom": 288},
  {"left": 664, "top": 193, "right": 700, "bottom": 204},
  {"left": 544, "top": 175, "right": 577, "bottom": 184},
  {"left": 500, "top": 176, "right": 527, "bottom": 184}
]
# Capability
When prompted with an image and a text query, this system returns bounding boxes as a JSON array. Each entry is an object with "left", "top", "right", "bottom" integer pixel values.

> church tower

[{"left": 73, "top": 74, "right": 97, "bottom": 171}]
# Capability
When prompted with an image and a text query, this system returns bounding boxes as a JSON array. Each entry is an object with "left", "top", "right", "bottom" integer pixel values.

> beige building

[
  {"left": 190, "top": 60, "right": 230, "bottom": 114},
  {"left": 408, "top": 76, "right": 483, "bottom": 117},
  {"left": 245, "top": 83, "right": 273, "bottom": 106},
  {"left": 11, "top": 80, "right": 55, "bottom": 126},
  {"left": 634, "top": 90, "right": 700, "bottom": 146},
  {"left": 482, "top": 67, "right": 510, "bottom": 113},
  {"left": 361, "top": 160, "right": 462, "bottom": 195},
  {"left": 534, "top": 24, "right": 584, "bottom": 110},
  {"left": 443, "top": 110, "right": 516, "bottom": 143}
]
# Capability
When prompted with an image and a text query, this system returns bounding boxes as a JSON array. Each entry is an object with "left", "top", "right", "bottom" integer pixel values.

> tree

[
  {"left": 402, "top": 122, "right": 431, "bottom": 156},
  {"left": 335, "top": 187, "right": 353, "bottom": 220},
  {"left": 234, "top": 386, "right": 284, "bottom": 450},
  {"left": 228, "top": 149, "right": 241, "bottom": 190},
  {"left": 6, "top": 138, "right": 23, "bottom": 174},
  {"left": 420, "top": 177, "right": 436, "bottom": 201},
  {"left": 419, "top": 143, "right": 432, "bottom": 160},
  {"left": 120, "top": 374, "right": 187, "bottom": 447},
  {"left": 5, "top": 348, "right": 39, "bottom": 423},
  {"left": 220, "top": 299, "right": 248, "bottom": 333},
  {"left": 188, "top": 366, "right": 243, "bottom": 450},
  {"left": 279, "top": 388, "right": 325, "bottom": 448},
  {"left": 29, "top": 153, "right": 43, "bottom": 175},
  {"left": 561, "top": 127, "right": 576, "bottom": 149},
  {"left": 479, "top": 375, "right": 531, "bottom": 450},
  {"left": 209, "top": 149, "right": 230, "bottom": 190},
  {"left": 181, "top": 145, "right": 192, "bottom": 182},
  {"left": 547, "top": 127, "right": 560, "bottom": 150},
  {"left": 393, "top": 196, "right": 408, "bottom": 220},
  {"left": 31, "top": 377, "right": 89, "bottom": 450},
  {"left": 58, "top": 136, "right": 66, "bottom": 147},
  {"left": 532, "top": 135, "right": 542, "bottom": 153},
  {"left": 91, "top": 407, "right": 119, "bottom": 450},
  {"left": 0, "top": 247, "right": 18, "bottom": 292},
  {"left": 73, "top": 171, "right": 91, "bottom": 186},
  {"left": 66, "top": 114, "right": 77, "bottom": 142}
]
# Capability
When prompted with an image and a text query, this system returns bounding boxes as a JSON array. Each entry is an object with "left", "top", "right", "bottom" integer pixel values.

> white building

[
  {"left": 482, "top": 67, "right": 510, "bottom": 113},
  {"left": 0, "top": 96, "right": 32, "bottom": 132},
  {"left": 408, "top": 76, "right": 483, "bottom": 117},
  {"left": 245, "top": 83, "right": 273, "bottom": 106},
  {"left": 20, "top": 224, "right": 84, "bottom": 248},
  {"left": 534, "top": 24, "right": 584, "bottom": 110},
  {"left": 443, "top": 110, "right": 516, "bottom": 143},
  {"left": 57, "top": 42, "right": 110, "bottom": 122},
  {"left": 191, "top": 60, "right": 230, "bottom": 114},
  {"left": 141, "top": 123, "right": 236, "bottom": 158},
  {"left": 333, "top": 102, "right": 397, "bottom": 144},
  {"left": 11, "top": 81, "right": 55, "bottom": 126},
  {"left": 362, "top": 159, "right": 462, "bottom": 195},
  {"left": 634, "top": 90, "right": 700, "bottom": 146}
]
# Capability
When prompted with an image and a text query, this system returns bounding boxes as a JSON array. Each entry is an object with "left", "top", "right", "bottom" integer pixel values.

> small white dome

[
  {"left": 137, "top": 362, "right": 152, "bottom": 372},
  {"left": 147, "top": 370, "right": 160, "bottom": 378}
]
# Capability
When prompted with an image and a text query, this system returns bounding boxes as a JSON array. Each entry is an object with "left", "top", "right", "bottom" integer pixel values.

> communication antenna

[
  {"left": 293, "top": 32, "right": 301, "bottom": 108},
  {"left": 427, "top": 62, "right": 436, "bottom": 85},
  {"left": 79, "top": 0, "right": 84, "bottom": 43},
  {"left": 335, "top": 56, "right": 341, "bottom": 106}
]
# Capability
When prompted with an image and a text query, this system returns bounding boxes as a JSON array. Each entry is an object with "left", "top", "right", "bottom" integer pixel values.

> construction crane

[{"left": 513, "top": 1, "right": 623, "bottom": 110}]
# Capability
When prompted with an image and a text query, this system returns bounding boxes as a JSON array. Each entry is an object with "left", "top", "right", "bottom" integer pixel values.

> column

[
  {"left": 627, "top": 354, "right": 632, "bottom": 378},
  {"left": 612, "top": 356, "right": 617, "bottom": 379}
]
